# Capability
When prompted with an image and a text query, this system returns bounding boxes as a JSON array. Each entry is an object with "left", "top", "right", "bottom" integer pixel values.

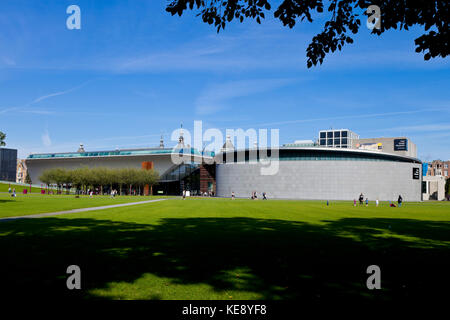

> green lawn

[
  {"left": 0, "top": 197, "right": 448, "bottom": 301},
  {"left": 0, "top": 182, "right": 46, "bottom": 193},
  {"left": 0, "top": 193, "right": 166, "bottom": 218}
]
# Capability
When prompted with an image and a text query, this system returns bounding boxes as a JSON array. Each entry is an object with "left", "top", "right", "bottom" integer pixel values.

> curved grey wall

[{"left": 216, "top": 160, "right": 422, "bottom": 201}]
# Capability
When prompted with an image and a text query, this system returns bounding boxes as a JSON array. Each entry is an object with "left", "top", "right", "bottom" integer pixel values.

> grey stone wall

[{"left": 216, "top": 160, "right": 422, "bottom": 201}]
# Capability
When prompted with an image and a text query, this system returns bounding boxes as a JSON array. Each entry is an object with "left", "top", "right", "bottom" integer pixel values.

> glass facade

[
  {"left": 155, "top": 162, "right": 201, "bottom": 195},
  {"left": 0, "top": 148, "right": 17, "bottom": 182},
  {"left": 160, "top": 162, "right": 200, "bottom": 182},
  {"left": 28, "top": 148, "right": 215, "bottom": 159}
]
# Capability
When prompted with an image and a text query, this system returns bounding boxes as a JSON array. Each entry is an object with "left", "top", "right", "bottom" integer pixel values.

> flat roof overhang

[{"left": 216, "top": 146, "right": 422, "bottom": 164}]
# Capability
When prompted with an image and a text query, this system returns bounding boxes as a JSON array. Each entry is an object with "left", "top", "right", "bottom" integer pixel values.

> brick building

[{"left": 426, "top": 160, "right": 450, "bottom": 178}]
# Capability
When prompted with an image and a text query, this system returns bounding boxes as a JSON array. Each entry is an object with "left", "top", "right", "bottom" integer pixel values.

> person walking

[
  {"left": 8, "top": 186, "right": 11, "bottom": 193},
  {"left": 353, "top": 199, "right": 357, "bottom": 207},
  {"left": 376, "top": 199, "right": 379, "bottom": 207},
  {"left": 365, "top": 198, "right": 369, "bottom": 207},
  {"left": 262, "top": 192, "right": 267, "bottom": 200},
  {"left": 359, "top": 193, "right": 364, "bottom": 206},
  {"left": 398, "top": 195, "right": 403, "bottom": 207},
  {"left": 231, "top": 191, "right": 235, "bottom": 200}
]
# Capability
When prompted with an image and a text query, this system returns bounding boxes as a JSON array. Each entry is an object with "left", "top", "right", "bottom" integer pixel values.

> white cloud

[
  {"left": 30, "top": 80, "right": 92, "bottom": 105},
  {"left": 249, "top": 108, "right": 442, "bottom": 128},
  {"left": 0, "top": 80, "right": 94, "bottom": 115},
  {"left": 1, "top": 56, "right": 16, "bottom": 66},
  {"left": 195, "top": 78, "right": 297, "bottom": 115},
  {"left": 41, "top": 129, "right": 52, "bottom": 147},
  {"left": 369, "top": 123, "right": 450, "bottom": 133},
  {"left": 18, "top": 109, "right": 55, "bottom": 115}
]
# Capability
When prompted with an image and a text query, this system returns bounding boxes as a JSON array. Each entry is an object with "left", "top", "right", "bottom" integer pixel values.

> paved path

[{"left": 0, "top": 199, "right": 167, "bottom": 222}]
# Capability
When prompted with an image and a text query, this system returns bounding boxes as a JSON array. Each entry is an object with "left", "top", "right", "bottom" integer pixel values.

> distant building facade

[
  {"left": 352, "top": 137, "right": 417, "bottom": 158},
  {"left": 25, "top": 128, "right": 424, "bottom": 200},
  {"left": 0, "top": 148, "right": 18, "bottom": 182},
  {"left": 426, "top": 160, "right": 450, "bottom": 178},
  {"left": 317, "top": 129, "right": 417, "bottom": 158},
  {"left": 25, "top": 145, "right": 215, "bottom": 196}
]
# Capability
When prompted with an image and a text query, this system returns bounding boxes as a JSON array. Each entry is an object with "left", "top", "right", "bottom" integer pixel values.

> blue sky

[{"left": 0, "top": 0, "right": 449, "bottom": 160}]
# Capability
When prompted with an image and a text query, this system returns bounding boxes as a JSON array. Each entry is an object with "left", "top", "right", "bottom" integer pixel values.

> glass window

[
  {"left": 342, "top": 138, "right": 348, "bottom": 144},
  {"left": 327, "top": 132, "right": 333, "bottom": 138},
  {"left": 320, "top": 132, "right": 326, "bottom": 139},
  {"left": 334, "top": 138, "right": 340, "bottom": 145},
  {"left": 327, "top": 139, "right": 333, "bottom": 145},
  {"left": 320, "top": 139, "right": 326, "bottom": 146},
  {"left": 422, "top": 181, "right": 427, "bottom": 193},
  {"left": 335, "top": 131, "right": 340, "bottom": 138},
  {"left": 342, "top": 131, "right": 348, "bottom": 137},
  {"left": 341, "top": 145, "right": 347, "bottom": 148}
]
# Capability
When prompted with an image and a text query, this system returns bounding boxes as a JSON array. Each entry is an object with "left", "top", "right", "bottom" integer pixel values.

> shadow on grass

[
  {"left": 0, "top": 199, "right": 16, "bottom": 203},
  {"left": 0, "top": 216, "right": 448, "bottom": 301}
]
